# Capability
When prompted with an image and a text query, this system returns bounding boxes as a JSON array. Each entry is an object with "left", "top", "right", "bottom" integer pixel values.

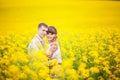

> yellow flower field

[
  {"left": 0, "top": 27, "right": 120, "bottom": 80},
  {"left": 0, "top": 0, "right": 120, "bottom": 80}
]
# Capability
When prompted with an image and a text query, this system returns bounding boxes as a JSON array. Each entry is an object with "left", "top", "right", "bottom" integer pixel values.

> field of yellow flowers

[{"left": 0, "top": 28, "right": 120, "bottom": 80}]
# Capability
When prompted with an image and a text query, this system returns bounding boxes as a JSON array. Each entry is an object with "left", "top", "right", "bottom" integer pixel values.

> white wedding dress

[{"left": 46, "top": 43, "right": 62, "bottom": 64}]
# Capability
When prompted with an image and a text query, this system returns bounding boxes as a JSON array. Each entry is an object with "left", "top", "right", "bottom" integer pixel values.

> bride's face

[{"left": 47, "top": 33, "right": 56, "bottom": 41}]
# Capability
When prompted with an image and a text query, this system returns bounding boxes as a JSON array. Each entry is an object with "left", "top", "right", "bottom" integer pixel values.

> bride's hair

[
  {"left": 47, "top": 26, "right": 57, "bottom": 34},
  {"left": 47, "top": 26, "right": 58, "bottom": 40}
]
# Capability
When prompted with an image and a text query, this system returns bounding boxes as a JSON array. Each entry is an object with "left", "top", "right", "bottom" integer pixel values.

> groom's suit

[{"left": 28, "top": 34, "right": 44, "bottom": 53}]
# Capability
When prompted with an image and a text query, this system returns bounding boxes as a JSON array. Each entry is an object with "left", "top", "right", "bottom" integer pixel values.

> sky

[{"left": 0, "top": 0, "right": 120, "bottom": 32}]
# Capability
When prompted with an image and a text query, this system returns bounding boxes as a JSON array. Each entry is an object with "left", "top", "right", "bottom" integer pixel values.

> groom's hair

[{"left": 38, "top": 23, "right": 48, "bottom": 28}]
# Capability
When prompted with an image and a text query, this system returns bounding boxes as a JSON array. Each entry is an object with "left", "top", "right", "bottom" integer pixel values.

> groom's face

[{"left": 38, "top": 26, "right": 48, "bottom": 38}]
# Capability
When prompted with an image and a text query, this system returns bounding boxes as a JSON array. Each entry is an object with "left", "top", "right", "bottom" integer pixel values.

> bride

[{"left": 46, "top": 26, "right": 62, "bottom": 64}]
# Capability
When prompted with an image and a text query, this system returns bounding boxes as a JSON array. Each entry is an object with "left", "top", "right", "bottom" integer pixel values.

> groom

[{"left": 28, "top": 23, "right": 48, "bottom": 53}]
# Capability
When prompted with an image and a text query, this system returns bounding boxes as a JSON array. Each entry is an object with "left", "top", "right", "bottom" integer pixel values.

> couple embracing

[{"left": 28, "top": 23, "right": 62, "bottom": 64}]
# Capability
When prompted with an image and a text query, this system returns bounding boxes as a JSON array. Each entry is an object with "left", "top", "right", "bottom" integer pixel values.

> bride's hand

[
  {"left": 46, "top": 52, "right": 52, "bottom": 58},
  {"left": 50, "top": 44, "right": 58, "bottom": 53}
]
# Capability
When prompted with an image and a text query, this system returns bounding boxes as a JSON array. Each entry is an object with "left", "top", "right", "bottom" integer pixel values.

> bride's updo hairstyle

[{"left": 47, "top": 26, "right": 57, "bottom": 40}]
